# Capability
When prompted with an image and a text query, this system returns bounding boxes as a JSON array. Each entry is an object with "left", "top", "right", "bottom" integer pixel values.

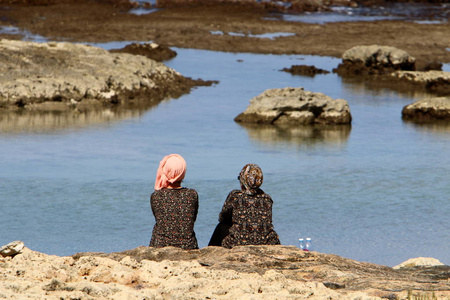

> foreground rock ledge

[
  {"left": 235, "top": 87, "right": 352, "bottom": 125},
  {"left": 0, "top": 39, "right": 213, "bottom": 112},
  {"left": 1, "top": 245, "right": 449, "bottom": 300}
]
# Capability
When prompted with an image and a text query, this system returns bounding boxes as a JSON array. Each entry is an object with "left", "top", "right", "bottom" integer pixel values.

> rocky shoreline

[
  {"left": 1, "top": 243, "right": 449, "bottom": 300},
  {"left": 0, "top": 39, "right": 216, "bottom": 131},
  {"left": 0, "top": 39, "right": 214, "bottom": 112}
]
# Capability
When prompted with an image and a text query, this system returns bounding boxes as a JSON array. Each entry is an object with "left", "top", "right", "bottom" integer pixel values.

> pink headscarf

[{"left": 154, "top": 154, "right": 187, "bottom": 190}]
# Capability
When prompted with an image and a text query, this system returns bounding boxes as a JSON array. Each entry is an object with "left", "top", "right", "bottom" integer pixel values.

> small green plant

[{"left": 406, "top": 290, "right": 441, "bottom": 300}]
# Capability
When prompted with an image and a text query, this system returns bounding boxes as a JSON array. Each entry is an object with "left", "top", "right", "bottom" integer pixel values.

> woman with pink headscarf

[{"left": 149, "top": 154, "right": 199, "bottom": 249}]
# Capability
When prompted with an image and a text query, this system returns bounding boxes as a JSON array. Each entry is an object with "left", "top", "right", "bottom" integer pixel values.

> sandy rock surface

[{"left": 1, "top": 245, "right": 449, "bottom": 300}]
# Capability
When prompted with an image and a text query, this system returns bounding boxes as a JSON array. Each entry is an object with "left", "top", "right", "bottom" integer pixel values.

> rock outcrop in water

[
  {"left": 1, "top": 243, "right": 449, "bottom": 299},
  {"left": 0, "top": 39, "right": 213, "bottom": 112},
  {"left": 235, "top": 87, "right": 352, "bottom": 125},
  {"left": 282, "top": 65, "right": 330, "bottom": 77},
  {"left": 392, "top": 70, "right": 450, "bottom": 95},
  {"left": 334, "top": 45, "right": 450, "bottom": 96},
  {"left": 402, "top": 97, "right": 450, "bottom": 121},
  {"left": 333, "top": 45, "right": 416, "bottom": 76}
]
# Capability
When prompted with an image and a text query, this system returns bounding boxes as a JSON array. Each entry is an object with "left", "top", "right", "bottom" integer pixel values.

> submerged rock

[
  {"left": 282, "top": 65, "right": 330, "bottom": 77},
  {"left": 109, "top": 42, "right": 177, "bottom": 62},
  {"left": 402, "top": 97, "right": 450, "bottom": 121},
  {"left": 235, "top": 87, "right": 352, "bottom": 125},
  {"left": 0, "top": 39, "right": 214, "bottom": 112}
]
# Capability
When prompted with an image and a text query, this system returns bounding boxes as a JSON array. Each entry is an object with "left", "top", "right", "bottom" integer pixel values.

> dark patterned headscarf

[{"left": 239, "top": 163, "right": 263, "bottom": 195}]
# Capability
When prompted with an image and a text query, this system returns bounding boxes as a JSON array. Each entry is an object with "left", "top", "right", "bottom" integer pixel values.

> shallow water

[{"left": 1, "top": 44, "right": 449, "bottom": 267}]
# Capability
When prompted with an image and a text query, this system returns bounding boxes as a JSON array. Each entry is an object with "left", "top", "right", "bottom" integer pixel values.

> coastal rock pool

[{"left": 1, "top": 46, "right": 449, "bottom": 267}]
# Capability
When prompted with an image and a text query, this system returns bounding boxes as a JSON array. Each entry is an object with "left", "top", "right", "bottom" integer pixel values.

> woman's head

[
  {"left": 239, "top": 163, "right": 263, "bottom": 195},
  {"left": 154, "top": 154, "right": 187, "bottom": 190}
]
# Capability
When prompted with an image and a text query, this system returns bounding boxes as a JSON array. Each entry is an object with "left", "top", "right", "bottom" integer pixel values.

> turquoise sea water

[{"left": 1, "top": 44, "right": 449, "bottom": 267}]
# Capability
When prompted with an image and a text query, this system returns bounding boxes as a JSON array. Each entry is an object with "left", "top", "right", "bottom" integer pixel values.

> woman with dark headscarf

[
  {"left": 149, "top": 154, "right": 199, "bottom": 250},
  {"left": 209, "top": 163, "right": 280, "bottom": 248}
]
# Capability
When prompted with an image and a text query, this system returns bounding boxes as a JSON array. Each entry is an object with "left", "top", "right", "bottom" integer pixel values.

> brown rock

[
  {"left": 282, "top": 65, "right": 330, "bottom": 77},
  {"left": 109, "top": 42, "right": 177, "bottom": 62}
]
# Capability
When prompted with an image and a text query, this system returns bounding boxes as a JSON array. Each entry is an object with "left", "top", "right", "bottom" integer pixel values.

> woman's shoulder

[
  {"left": 228, "top": 189, "right": 243, "bottom": 196},
  {"left": 256, "top": 188, "right": 272, "bottom": 198},
  {"left": 228, "top": 189, "right": 269, "bottom": 197},
  {"left": 182, "top": 187, "right": 198, "bottom": 196},
  {"left": 152, "top": 188, "right": 197, "bottom": 195},
  {"left": 151, "top": 188, "right": 198, "bottom": 202}
]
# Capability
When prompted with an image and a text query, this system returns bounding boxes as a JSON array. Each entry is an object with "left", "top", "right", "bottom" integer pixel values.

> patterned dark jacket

[
  {"left": 149, "top": 188, "right": 199, "bottom": 250},
  {"left": 218, "top": 188, "right": 280, "bottom": 248}
]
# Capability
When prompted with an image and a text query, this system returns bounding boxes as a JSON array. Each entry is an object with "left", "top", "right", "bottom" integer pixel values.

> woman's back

[
  {"left": 150, "top": 187, "right": 199, "bottom": 249},
  {"left": 219, "top": 188, "right": 280, "bottom": 248}
]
